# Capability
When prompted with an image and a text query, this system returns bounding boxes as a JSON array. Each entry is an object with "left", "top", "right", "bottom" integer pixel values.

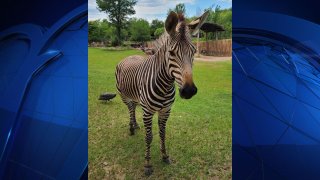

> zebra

[{"left": 115, "top": 11, "right": 198, "bottom": 175}]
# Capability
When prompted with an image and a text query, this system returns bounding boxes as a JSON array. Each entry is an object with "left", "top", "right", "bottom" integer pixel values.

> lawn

[{"left": 88, "top": 47, "right": 232, "bottom": 179}]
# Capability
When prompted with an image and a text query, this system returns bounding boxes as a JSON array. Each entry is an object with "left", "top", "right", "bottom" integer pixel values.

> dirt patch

[
  {"left": 102, "top": 162, "right": 126, "bottom": 180},
  {"left": 195, "top": 55, "right": 231, "bottom": 62}
]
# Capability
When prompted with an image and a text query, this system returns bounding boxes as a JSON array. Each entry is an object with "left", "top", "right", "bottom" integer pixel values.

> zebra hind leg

[
  {"left": 128, "top": 102, "right": 138, "bottom": 135},
  {"left": 143, "top": 109, "right": 155, "bottom": 176},
  {"left": 132, "top": 102, "right": 140, "bottom": 130},
  {"left": 158, "top": 109, "right": 171, "bottom": 164},
  {"left": 121, "top": 97, "right": 139, "bottom": 135}
]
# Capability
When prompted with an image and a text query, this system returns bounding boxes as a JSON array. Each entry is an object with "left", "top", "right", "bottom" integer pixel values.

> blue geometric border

[
  {"left": 233, "top": 1, "right": 320, "bottom": 179},
  {"left": 0, "top": 3, "right": 88, "bottom": 179}
]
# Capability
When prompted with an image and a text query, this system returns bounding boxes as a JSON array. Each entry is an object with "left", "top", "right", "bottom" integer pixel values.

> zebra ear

[
  {"left": 188, "top": 11, "right": 210, "bottom": 36},
  {"left": 165, "top": 11, "right": 178, "bottom": 35}
]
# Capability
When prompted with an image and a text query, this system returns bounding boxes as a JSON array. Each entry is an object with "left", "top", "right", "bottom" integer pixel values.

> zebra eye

[{"left": 169, "top": 50, "right": 175, "bottom": 56}]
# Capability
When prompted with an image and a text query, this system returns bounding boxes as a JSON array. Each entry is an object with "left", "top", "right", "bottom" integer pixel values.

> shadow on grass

[{"left": 100, "top": 47, "right": 136, "bottom": 52}]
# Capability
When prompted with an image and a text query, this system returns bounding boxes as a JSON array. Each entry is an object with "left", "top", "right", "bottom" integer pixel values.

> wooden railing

[{"left": 144, "top": 39, "right": 232, "bottom": 57}]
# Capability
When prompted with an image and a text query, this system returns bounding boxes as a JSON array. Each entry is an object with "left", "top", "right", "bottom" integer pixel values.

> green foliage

[
  {"left": 96, "top": 0, "right": 137, "bottom": 45},
  {"left": 89, "top": 48, "right": 232, "bottom": 179},
  {"left": 150, "top": 19, "right": 164, "bottom": 37},
  {"left": 88, "top": 20, "right": 116, "bottom": 44},
  {"left": 206, "top": 6, "right": 232, "bottom": 39},
  {"left": 89, "top": 3, "right": 232, "bottom": 47},
  {"left": 168, "top": 3, "right": 186, "bottom": 15},
  {"left": 129, "top": 18, "right": 151, "bottom": 42},
  {"left": 88, "top": 20, "right": 101, "bottom": 42},
  {"left": 154, "top": 27, "right": 165, "bottom": 38}
]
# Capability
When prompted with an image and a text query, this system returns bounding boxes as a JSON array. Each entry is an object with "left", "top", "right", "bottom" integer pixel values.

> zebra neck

[{"left": 152, "top": 44, "right": 175, "bottom": 92}]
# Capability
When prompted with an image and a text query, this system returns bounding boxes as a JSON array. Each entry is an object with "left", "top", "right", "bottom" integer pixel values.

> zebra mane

[{"left": 151, "top": 32, "right": 170, "bottom": 53}]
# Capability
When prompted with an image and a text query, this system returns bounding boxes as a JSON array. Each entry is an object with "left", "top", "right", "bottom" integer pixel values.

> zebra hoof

[
  {"left": 144, "top": 165, "right": 153, "bottom": 176},
  {"left": 162, "top": 156, "right": 171, "bottom": 164},
  {"left": 129, "top": 129, "right": 135, "bottom": 136}
]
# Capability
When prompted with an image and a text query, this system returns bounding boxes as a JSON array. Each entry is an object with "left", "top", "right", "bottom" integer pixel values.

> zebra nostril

[
  {"left": 179, "top": 84, "right": 197, "bottom": 99},
  {"left": 193, "top": 86, "right": 197, "bottom": 95}
]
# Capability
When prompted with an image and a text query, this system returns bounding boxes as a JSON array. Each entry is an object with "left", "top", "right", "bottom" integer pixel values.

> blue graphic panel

[
  {"left": 233, "top": 1, "right": 320, "bottom": 179},
  {"left": 0, "top": 2, "right": 87, "bottom": 179}
]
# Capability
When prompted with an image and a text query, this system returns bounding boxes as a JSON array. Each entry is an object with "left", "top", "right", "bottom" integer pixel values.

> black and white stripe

[{"left": 115, "top": 12, "right": 197, "bottom": 175}]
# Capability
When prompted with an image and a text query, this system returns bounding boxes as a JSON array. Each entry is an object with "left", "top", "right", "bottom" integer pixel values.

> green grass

[{"left": 89, "top": 47, "right": 232, "bottom": 179}]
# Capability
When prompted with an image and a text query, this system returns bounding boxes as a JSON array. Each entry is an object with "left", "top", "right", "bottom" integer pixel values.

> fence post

[{"left": 197, "top": 32, "right": 200, "bottom": 57}]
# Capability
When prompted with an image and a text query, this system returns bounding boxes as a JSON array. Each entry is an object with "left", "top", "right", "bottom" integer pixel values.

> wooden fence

[
  {"left": 194, "top": 39, "right": 232, "bottom": 56},
  {"left": 144, "top": 39, "right": 232, "bottom": 57}
]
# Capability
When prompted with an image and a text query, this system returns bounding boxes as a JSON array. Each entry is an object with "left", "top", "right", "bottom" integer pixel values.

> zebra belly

[{"left": 116, "top": 56, "right": 145, "bottom": 103}]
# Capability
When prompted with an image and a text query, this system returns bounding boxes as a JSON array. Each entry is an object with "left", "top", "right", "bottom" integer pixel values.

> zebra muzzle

[{"left": 179, "top": 83, "right": 197, "bottom": 99}]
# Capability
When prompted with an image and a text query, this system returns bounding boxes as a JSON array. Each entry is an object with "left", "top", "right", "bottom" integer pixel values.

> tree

[
  {"left": 186, "top": 6, "right": 232, "bottom": 40},
  {"left": 175, "top": 3, "right": 186, "bottom": 14},
  {"left": 168, "top": 3, "right": 186, "bottom": 15},
  {"left": 96, "top": 0, "right": 137, "bottom": 46},
  {"left": 129, "top": 18, "right": 151, "bottom": 42},
  {"left": 88, "top": 19, "right": 117, "bottom": 45},
  {"left": 88, "top": 20, "right": 101, "bottom": 43},
  {"left": 150, "top": 19, "right": 164, "bottom": 37},
  {"left": 212, "top": 5, "right": 221, "bottom": 23},
  {"left": 206, "top": 6, "right": 232, "bottom": 39},
  {"left": 154, "top": 27, "right": 164, "bottom": 38}
]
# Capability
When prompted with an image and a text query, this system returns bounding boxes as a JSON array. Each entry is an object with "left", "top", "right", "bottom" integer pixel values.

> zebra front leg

[
  {"left": 159, "top": 109, "right": 171, "bottom": 164},
  {"left": 143, "top": 109, "right": 155, "bottom": 176}
]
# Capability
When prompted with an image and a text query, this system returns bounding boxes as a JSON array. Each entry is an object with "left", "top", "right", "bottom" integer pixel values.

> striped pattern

[{"left": 115, "top": 12, "right": 197, "bottom": 175}]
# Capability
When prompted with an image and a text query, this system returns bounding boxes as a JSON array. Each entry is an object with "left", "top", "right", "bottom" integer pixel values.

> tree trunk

[{"left": 116, "top": 25, "right": 121, "bottom": 46}]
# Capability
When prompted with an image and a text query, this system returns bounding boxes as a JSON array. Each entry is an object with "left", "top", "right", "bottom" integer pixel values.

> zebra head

[{"left": 165, "top": 11, "right": 198, "bottom": 99}]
